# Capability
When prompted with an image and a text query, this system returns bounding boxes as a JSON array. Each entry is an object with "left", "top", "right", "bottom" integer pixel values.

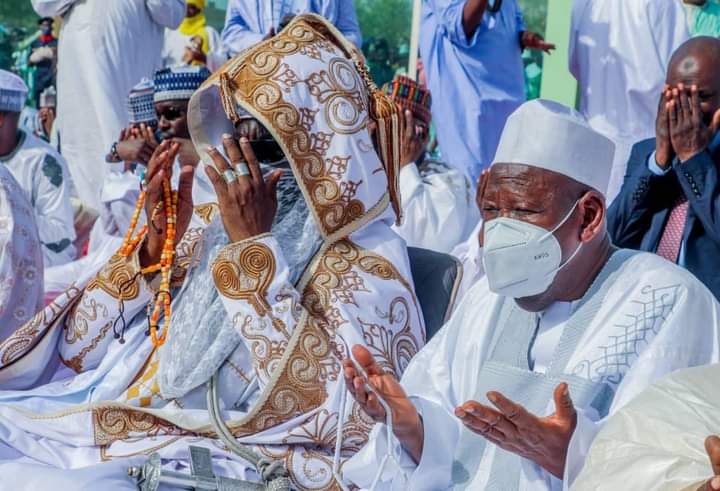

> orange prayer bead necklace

[{"left": 118, "top": 171, "right": 178, "bottom": 348}]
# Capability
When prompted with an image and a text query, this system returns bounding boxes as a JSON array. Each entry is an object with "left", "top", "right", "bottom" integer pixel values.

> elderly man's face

[
  {"left": 156, "top": 100, "right": 189, "bottom": 140},
  {"left": 480, "top": 163, "right": 603, "bottom": 303}
]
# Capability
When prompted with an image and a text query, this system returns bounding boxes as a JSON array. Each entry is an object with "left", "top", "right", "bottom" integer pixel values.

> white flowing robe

[
  {"left": 0, "top": 130, "right": 76, "bottom": 267},
  {"left": 569, "top": 0, "right": 689, "bottom": 202},
  {"left": 393, "top": 161, "right": 479, "bottom": 254},
  {"left": 345, "top": 251, "right": 720, "bottom": 490},
  {"left": 31, "top": 0, "right": 185, "bottom": 209},
  {"left": 0, "top": 165, "right": 44, "bottom": 342},
  {"left": 572, "top": 363, "right": 720, "bottom": 491}
]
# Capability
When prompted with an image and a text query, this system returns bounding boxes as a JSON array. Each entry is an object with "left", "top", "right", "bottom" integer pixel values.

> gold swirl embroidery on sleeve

[
  {"left": 91, "top": 406, "right": 186, "bottom": 446},
  {"left": 60, "top": 321, "right": 113, "bottom": 373},
  {"left": 212, "top": 241, "right": 276, "bottom": 317},
  {"left": 194, "top": 203, "right": 218, "bottom": 225},
  {"left": 86, "top": 253, "right": 141, "bottom": 301}
]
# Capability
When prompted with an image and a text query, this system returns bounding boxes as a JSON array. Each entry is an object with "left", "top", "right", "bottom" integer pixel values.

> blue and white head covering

[
  {"left": 0, "top": 70, "right": 28, "bottom": 113},
  {"left": 153, "top": 66, "right": 210, "bottom": 104},
  {"left": 127, "top": 78, "right": 156, "bottom": 125}
]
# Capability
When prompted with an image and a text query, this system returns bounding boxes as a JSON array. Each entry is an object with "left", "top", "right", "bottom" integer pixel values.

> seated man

[
  {"left": 342, "top": 100, "right": 720, "bottom": 490},
  {"left": 0, "top": 165, "right": 43, "bottom": 342},
  {"left": 222, "top": 0, "right": 362, "bottom": 55},
  {"left": 0, "top": 70, "right": 76, "bottom": 267},
  {"left": 386, "top": 75, "right": 479, "bottom": 254},
  {"left": 609, "top": 36, "right": 720, "bottom": 299},
  {"left": 572, "top": 364, "right": 720, "bottom": 491},
  {"left": 0, "top": 15, "right": 424, "bottom": 490}
]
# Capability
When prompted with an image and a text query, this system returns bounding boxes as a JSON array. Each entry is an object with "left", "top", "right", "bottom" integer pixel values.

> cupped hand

[
  {"left": 400, "top": 110, "right": 429, "bottom": 167},
  {"left": 455, "top": 383, "right": 577, "bottom": 478},
  {"left": 342, "top": 345, "right": 424, "bottom": 463},
  {"left": 204, "top": 134, "right": 282, "bottom": 243}
]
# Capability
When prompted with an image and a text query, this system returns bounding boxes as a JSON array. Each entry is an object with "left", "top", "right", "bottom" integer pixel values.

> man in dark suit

[{"left": 608, "top": 36, "right": 720, "bottom": 299}]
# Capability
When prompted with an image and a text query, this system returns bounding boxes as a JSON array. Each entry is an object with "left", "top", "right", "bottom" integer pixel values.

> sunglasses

[{"left": 157, "top": 107, "right": 186, "bottom": 121}]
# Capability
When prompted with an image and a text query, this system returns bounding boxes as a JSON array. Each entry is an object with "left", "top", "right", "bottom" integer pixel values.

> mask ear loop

[
  {"left": 332, "top": 351, "right": 402, "bottom": 491},
  {"left": 539, "top": 199, "right": 581, "bottom": 242}
]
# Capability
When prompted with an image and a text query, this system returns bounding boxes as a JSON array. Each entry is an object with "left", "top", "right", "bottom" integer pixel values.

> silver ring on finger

[
  {"left": 223, "top": 169, "right": 238, "bottom": 184},
  {"left": 234, "top": 162, "right": 250, "bottom": 177}
]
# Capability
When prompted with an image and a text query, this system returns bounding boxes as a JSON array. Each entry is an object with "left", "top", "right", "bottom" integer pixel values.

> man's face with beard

[{"left": 156, "top": 100, "right": 190, "bottom": 140}]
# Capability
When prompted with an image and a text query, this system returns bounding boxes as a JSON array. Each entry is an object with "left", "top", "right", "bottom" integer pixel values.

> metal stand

[{"left": 128, "top": 446, "right": 266, "bottom": 491}]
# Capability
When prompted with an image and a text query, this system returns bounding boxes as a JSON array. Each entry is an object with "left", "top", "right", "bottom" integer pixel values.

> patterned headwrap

[
  {"left": 127, "top": 78, "right": 156, "bottom": 125},
  {"left": 154, "top": 66, "right": 211, "bottom": 103},
  {"left": 0, "top": 69, "right": 28, "bottom": 113},
  {"left": 382, "top": 75, "right": 432, "bottom": 125},
  {"left": 189, "top": 14, "right": 406, "bottom": 230}
]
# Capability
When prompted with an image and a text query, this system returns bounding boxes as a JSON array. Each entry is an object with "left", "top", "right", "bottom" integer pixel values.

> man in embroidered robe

[
  {"left": 571, "top": 363, "right": 720, "bottom": 491},
  {"left": 0, "top": 69, "right": 76, "bottom": 267},
  {"left": 0, "top": 15, "right": 425, "bottom": 491},
  {"left": 342, "top": 99, "right": 720, "bottom": 490}
]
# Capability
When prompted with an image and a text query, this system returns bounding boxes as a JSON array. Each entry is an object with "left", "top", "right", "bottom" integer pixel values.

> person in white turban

[
  {"left": 342, "top": 99, "right": 720, "bottom": 490},
  {"left": 0, "top": 69, "right": 76, "bottom": 267}
]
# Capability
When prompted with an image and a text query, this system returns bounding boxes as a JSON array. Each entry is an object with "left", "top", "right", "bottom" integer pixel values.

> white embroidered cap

[
  {"left": 493, "top": 99, "right": 615, "bottom": 196},
  {"left": 0, "top": 69, "right": 28, "bottom": 113}
]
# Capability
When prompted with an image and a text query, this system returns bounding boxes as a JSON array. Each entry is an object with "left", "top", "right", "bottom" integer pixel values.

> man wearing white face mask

[{"left": 342, "top": 99, "right": 720, "bottom": 491}]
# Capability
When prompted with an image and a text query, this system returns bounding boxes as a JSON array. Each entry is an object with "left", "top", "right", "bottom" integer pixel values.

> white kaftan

[
  {"left": 572, "top": 366, "right": 720, "bottom": 491},
  {"left": 0, "top": 130, "right": 76, "bottom": 267},
  {"left": 31, "top": 0, "right": 185, "bottom": 209},
  {"left": 393, "top": 160, "right": 479, "bottom": 254},
  {"left": 572, "top": 363, "right": 720, "bottom": 491},
  {"left": 569, "top": 0, "right": 689, "bottom": 202},
  {"left": 449, "top": 219, "right": 484, "bottom": 306},
  {"left": 0, "top": 165, "right": 43, "bottom": 342},
  {"left": 345, "top": 251, "right": 720, "bottom": 490}
]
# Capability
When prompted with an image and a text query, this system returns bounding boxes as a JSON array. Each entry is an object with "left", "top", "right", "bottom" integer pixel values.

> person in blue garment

[
  {"left": 222, "top": 0, "right": 362, "bottom": 56},
  {"left": 420, "top": 0, "right": 555, "bottom": 183}
]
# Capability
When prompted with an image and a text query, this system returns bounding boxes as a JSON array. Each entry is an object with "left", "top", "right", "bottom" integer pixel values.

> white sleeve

[
  {"left": 145, "top": 0, "right": 185, "bottom": 29},
  {"left": 563, "top": 281, "right": 720, "bottom": 488},
  {"left": 394, "top": 163, "right": 474, "bottom": 253},
  {"left": 31, "top": 0, "right": 78, "bottom": 17},
  {"left": 646, "top": 0, "right": 690, "bottom": 69}
]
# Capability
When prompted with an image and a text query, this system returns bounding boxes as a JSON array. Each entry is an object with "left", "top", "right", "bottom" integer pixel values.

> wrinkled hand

[
  {"left": 655, "top": 85, "right": 675, "bottom": 169},
  {"left": 400, "top": 110, "right": 429, "bottom": 167},
  {"left": 521, "top": 31, "right": 556, "bottom": 54},
  {"left": 205, "top": 135, "right": 282, "bottom": 243},
  {"left": 455, "top": 383, "right": 577, "bottom": 478},
  {"left": 139, "top": 140, "right": 196, "bottom": 268},
  {"left": 698, "top": 436, "right": 720, "bottom": 491},
  {"left": 668, "top": 84, "right": 720, "bottom": 163},
  {"left": 342, "top": 345, "right": 424, "bottom": 463}
]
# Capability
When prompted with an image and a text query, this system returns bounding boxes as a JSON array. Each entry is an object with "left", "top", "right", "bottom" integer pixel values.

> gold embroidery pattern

[
  {"left": 92, "top": 406, "right": 187, "bottom": 446},
  {"left": 60, "top": 321, "right": 113, "bottom": 373},
  {"left": 219, "top": 19, "right": 368, "bottom": 236},
  {"left": 359, "top": 297, "right": 419, "bottom": 377},
  {"left": 64, "top": 296, "right": 109, "bottom": 345},
  {"left": 87, "top": 253, "right": 141, "bottom": 301},
  {"left": 170, "top": 227, "right": 204, "bottom": 288},
  {"left": 212, "top": 242, "right": 276, "bottom": 316},
  {"left": 0, "top": 286, "right": 81, "bottom": 366},
  {"left": 235, "top": 313, "right": 289, "bottom": 382},
  {"left": 194, "top": 203, "right": 218, "bottom": 225}
]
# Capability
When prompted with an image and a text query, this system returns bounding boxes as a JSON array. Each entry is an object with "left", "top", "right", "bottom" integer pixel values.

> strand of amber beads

[{"left": 148, "top": 178, "right": 177, "bottom": 347}]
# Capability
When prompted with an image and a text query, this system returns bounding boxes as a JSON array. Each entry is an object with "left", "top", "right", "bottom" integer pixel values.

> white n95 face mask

[{"left": 482, "top": 201, "right": 583, "bottom": 299}]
